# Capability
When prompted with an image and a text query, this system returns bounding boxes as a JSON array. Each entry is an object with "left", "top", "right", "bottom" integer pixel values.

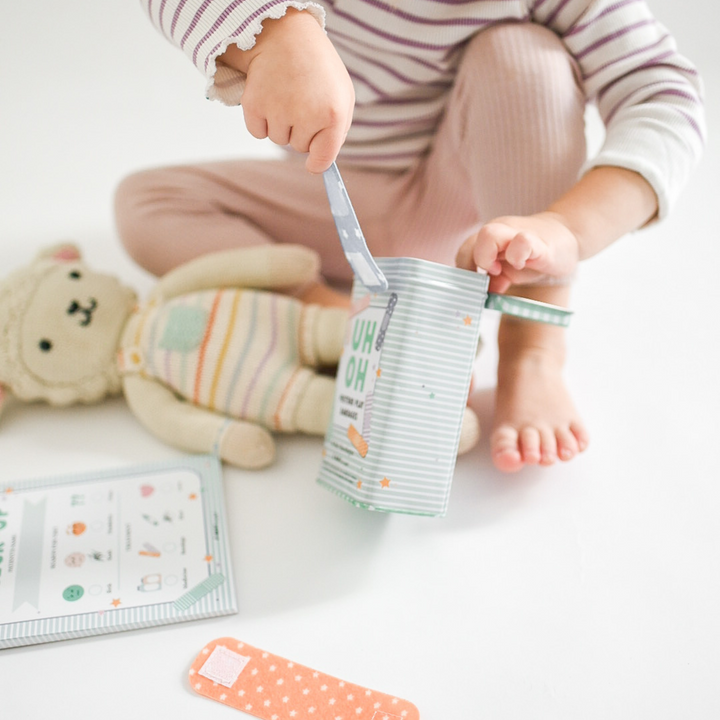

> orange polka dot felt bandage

[{"left": 189, "top": 637, "right": 420, "bottom": 720}]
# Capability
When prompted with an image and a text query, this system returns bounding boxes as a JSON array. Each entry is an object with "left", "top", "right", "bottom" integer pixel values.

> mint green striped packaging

[
  {"left": 318, "top": 258, "right": 488, "bottom": 517},
  {"left": 317, "top": 258, "right": 573, "bottom": 517}
]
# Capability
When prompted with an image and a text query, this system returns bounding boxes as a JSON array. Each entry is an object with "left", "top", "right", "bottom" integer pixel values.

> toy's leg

[
  {"left": 300, "top": 306, "right": 347, "bottom": 367},
  {"left": 123, "top": 374, "right": 276, "bottom": 469},
  {"left": 294, "top": 374, "right": 336, "bottom": 436},
  {"left": 458, "top": 407, "right": 481, "bottom": 455}
]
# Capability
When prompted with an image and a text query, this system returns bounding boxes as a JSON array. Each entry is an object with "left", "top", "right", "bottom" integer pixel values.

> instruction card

[{"left": 0, "top": 455, "right": 237, "bottom": 649}]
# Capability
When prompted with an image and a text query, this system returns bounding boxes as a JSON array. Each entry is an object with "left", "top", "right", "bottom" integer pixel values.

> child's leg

[
  {"left": 115, "top": 157, "right": 347, "bottom": 278},
  {"left": 114, "top": 156, "right": 409, "bottom": 306},
  {"left": 493, "top": 283, "right": 589, "bottom": 471},
  {"left": 410, "top": 23, "right": 591, "bottom": 471}
]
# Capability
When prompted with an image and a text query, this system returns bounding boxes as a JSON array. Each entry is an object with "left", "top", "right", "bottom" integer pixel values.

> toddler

[{"left": 115, "top": 0, "right": 705, "bottom": 471}]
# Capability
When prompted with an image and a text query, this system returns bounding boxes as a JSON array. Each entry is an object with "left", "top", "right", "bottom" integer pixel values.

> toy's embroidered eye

[
  {"left": 69, "top": 270, "right": 81, "bottom": 280},
  {"left": 39, "top": 339, "right": 53, "bottom": 352}
]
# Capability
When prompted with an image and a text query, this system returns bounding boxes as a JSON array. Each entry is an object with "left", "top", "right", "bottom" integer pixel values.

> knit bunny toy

[{"left": 0, "top": 244, "right": 479, "bottom": 469}]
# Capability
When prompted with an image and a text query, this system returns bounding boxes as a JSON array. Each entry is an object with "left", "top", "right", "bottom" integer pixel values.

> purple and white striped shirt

[{"left": 141, "top": 0, "right": 705, "bottom": 218}]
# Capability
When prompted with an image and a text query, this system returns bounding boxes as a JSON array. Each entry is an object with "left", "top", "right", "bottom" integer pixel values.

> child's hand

[
  {"left": 221, "top": 9, "right": 355, "bottom": 174},
  {"left": 456, "top": 167, "right": 659, "bottom": 293},
  {"left": 456, "top": 212, "right": 581, "bottom": 294}
]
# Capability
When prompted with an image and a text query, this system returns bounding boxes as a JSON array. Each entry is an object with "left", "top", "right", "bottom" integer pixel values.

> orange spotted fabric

[{"left": 189, "top": 637, "right": 420, "bottom": 720}]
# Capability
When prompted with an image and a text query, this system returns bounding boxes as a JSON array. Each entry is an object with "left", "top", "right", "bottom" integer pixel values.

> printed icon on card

[
  {"left": 139, "top": 542, "right": 161, "bottom": 558},
  {"left": 62, "top": 585, "right": 85, "bottom": 602},
  {"left": 65, "top": 552, "right": 86, "bottom": 568},
  {"left": 67, "top": 521, "right": 86, "bottom": 536},
  {"left": 88, "top": 550, "right": 110, "bottom": 562},
  {"left": 140, "top": 484, "right": 154, "bottom": 497},
  {"left": 137, "top": 573, "right": 162, "bottom": 592}
]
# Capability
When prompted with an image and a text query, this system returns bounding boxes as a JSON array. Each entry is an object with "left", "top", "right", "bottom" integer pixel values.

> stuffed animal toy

[{"left": 0, "top": 243, "right": 479, "bottom": 469}]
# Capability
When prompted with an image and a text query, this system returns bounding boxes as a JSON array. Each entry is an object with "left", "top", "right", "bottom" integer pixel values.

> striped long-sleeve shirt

[{"left": 141, "top": 0, "right": 705, "bottom": 218}]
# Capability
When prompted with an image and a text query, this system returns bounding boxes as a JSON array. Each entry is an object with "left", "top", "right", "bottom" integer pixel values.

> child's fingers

[
  {"left": 242, "top": 108, "right": 268, "bottom": 140},
  {"left": 290, "top": 97, "right": 352, "bottom": 161},
  {"left": 288, "top": 124, "right": 314, "bottom": 154},
  {"left": 471, "top": 223, "right": 515, "bottom": 274},
  {"left": 504, "top": 231, "right": 544, "bottom": 270},
  {"left": 306, "top": 124, "right": 346, "bottom": 174},
  {"left": 488, "top": 274, "right": 512, "bottom": 294},
  {"left": 266, "top": 122, "right": 291, "bottom": 147},
  {"left": 458, "top": 235, "right": 512, "bottom": 291}
]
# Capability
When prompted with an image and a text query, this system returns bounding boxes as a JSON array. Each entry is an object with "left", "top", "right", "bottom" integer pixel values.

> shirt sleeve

[
  {"left": 529, "top": 0, "right": 706, "bottom": 220},
  {"left": 139, "top": 0, "right": 325, "bottom": 106}
]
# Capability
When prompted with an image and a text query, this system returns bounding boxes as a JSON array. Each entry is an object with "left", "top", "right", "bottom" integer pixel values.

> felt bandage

[{"left": 190, "top": 637, "right": 419, "bottom": 720}]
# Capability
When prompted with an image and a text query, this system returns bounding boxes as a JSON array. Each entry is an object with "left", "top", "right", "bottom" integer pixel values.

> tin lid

[{"left": 360, "top": 257, "right": 572, "bottom": 327}]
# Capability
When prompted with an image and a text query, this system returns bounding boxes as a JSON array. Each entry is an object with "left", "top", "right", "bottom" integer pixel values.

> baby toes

[
  {"left": 570, "top": 421, "right": 590, "bottom": 453},
  {"left": 538, "top": 427, "right": 558, "bottom": 466},
  {"left": 491, "top": 425, "right": 524, "bottom": 472},
  {"left": 519, "top": 426, "right": 542, "bottom": 465},
  {"left": 556, "top": 427, "right": 580, "bottom": 461}
]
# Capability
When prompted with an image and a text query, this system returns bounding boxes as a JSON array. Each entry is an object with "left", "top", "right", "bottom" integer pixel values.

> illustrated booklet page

[{"left": 0, "top": 454, "right": 237, "bottom": 649}]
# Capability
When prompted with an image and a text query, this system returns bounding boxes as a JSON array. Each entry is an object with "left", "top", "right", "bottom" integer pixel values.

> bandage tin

[{"left": 317, "top": 257, "right": 571, "bottom": 517}]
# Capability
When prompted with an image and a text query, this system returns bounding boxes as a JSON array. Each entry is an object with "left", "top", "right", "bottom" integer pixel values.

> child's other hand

[
  {"left": 221, "top": 9, "right": 355, "bottom": 174},
  {"left": 456, "top": 212, "right": 581, "bottom": 294}
]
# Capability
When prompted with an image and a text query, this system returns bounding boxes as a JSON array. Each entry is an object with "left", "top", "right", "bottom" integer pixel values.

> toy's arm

[
  {"left": 122, "top": 374, "right": 275, "bottom": 469},
  {"left": 152, "top": 244, "right": 320, "bottom": 301}
]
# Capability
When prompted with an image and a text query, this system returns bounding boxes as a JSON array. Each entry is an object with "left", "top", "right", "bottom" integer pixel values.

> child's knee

[
  {"left": 114, "top": 168, "right": 163, "bottom": 264},
  {"left": 460, "top": 22, "right": 583, "bottom": 105}
]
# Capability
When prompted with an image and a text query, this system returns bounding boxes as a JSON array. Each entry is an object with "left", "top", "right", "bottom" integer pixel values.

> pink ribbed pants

[{"left": 115, "top": 23, "right": 587, "bottom": 285}]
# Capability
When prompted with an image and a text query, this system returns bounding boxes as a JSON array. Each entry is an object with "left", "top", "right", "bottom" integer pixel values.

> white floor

[{"left": 1, "top": 2, "right": 718, "bottom": 718}]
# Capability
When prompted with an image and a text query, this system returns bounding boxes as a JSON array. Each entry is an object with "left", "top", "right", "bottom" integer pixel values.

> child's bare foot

[
  {"left": 492, "top": 346, "right": 589, "bottom": 471},
  {"left": 490, "top": 287, "right": 589, "bottom": 472}
]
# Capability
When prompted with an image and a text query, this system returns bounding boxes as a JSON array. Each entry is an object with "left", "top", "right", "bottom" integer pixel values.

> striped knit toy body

[
  {"left": 120, "top": 288, "right": 336, "bottom": 436},
  {"left": 0, "top": 243, "right": 347, "bottom": 470}
]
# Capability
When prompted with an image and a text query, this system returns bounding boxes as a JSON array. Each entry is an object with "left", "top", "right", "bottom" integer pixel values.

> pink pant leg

[
  {"left": 115, "top": 157, "right": 346, "bottom": 278},
  {"left": 114, "top": 154, "right": 408, "bottom": 285},
  {"left": 368, "top": 22, "right": 588, "bottom": 267}
]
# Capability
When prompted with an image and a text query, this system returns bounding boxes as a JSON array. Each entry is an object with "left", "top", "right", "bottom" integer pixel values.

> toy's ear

[{"left": 36, "top": 243, "right": 82, "bottom": 264}]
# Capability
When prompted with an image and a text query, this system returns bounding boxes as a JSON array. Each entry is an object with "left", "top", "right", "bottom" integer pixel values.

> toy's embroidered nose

[{"left": 67, "top": 298, "right": 97, "bottom": 326}]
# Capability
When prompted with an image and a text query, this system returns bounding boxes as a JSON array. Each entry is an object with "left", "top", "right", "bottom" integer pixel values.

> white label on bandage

[{"left": 198, "top": 646, "right": 251, "bottom": 688}]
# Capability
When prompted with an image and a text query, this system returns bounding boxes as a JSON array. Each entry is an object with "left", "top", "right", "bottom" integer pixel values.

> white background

[{"left": 1, "top": 1, "right": 718, "bottom": 718}]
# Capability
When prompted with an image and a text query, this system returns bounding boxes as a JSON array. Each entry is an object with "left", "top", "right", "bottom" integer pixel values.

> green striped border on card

[{"left": 174, "top": 573, "right": 226, "bottom": 611}]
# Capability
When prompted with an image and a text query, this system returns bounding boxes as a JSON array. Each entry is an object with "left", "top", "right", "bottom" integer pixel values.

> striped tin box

[{"left": 317, "top": 257, "right": 572, "bottom": 517}]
